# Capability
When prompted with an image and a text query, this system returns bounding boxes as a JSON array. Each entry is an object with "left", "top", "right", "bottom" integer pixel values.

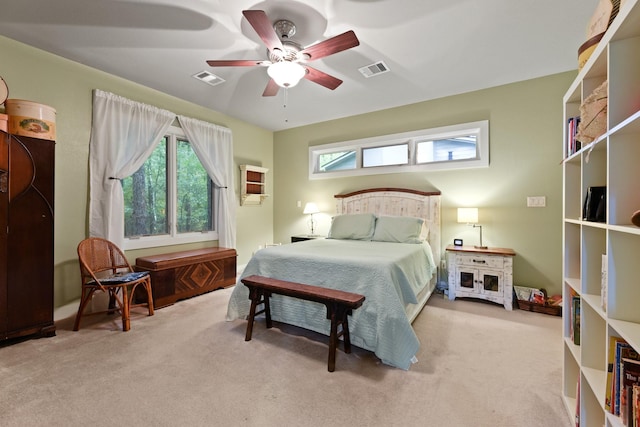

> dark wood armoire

[{"left": 0, "top": 129, "right": 56, "bottom": 342}]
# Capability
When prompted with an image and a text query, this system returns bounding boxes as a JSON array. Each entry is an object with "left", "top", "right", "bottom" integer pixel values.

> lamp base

[{"left": 474, "top": 245, "right": 488, "bottom": 250}]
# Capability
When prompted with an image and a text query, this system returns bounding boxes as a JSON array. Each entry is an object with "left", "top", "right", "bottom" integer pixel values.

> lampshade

[
  {"left": 457, "top": 207, "right": 479, "bottom": 224},
  {"left": 267, "top": 61, "right": 306, "bottom": 88},
  {"left": 303, "top": 202, "right": 320, "bottom": 215}
]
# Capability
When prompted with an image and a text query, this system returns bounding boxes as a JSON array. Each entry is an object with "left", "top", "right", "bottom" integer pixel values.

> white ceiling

[{"left": 0, "top": 0, "right": 597, "bottom": 131}]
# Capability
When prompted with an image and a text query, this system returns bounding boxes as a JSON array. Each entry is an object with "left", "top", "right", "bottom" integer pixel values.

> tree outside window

[{"left": 123, "top": 131, "right": 214, "bottom": 239}]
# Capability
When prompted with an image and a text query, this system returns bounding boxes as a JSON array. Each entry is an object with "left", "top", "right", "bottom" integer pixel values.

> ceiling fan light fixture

[{"left": 267, "top": 61, "right": 306, "bottom": 88}]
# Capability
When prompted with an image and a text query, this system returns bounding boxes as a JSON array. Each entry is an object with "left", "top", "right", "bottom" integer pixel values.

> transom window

[
  {"left": 309, "top": 120, "right": 489, "bottom": 179},
  {"left": 122, "top": 126, "right": 217, "bottom": 249},
  {"left": 363, "top": 143, "right": 409, "bottom": 168}
]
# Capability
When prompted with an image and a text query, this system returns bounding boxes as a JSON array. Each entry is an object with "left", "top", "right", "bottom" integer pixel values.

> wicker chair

[{"left": 73, "top": 237, "right": 154, "bottom": 332}]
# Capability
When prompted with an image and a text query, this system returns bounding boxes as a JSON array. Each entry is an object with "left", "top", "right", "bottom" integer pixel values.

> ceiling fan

[{"left": 206, "top": 10, "right": 360, "bottom": 96}]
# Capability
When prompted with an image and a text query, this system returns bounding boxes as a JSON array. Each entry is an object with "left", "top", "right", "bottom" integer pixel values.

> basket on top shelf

[{"left": 579, "top": 0, "right": 623, "bottom": 69}]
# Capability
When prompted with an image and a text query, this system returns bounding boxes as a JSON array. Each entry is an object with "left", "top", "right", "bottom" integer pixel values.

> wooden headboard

[{"left": 334, "top": 188, "right": 442, "bottom": 267}]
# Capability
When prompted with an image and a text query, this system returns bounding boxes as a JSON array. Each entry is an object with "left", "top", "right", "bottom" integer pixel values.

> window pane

[
  {"left": 123, "top": 139, "right": 168, "bottom": 237},
  {"left": 362, "top": 144, "right": 408, "bottom": 168},
  {"left": 176, "top": 139, "right": 213, "bottom": 233},
  {"left": 416, "top": 135, "right": 477, "bottom": 164},
  {"left": 319, "top": 150, "right": 356, "bottom": 172}
]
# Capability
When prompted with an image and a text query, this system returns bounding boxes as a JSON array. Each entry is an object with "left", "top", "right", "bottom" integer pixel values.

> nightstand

[
  {"left": 446, "top": 245, "right": 516, "bottom": 310},
  {"left": 291, "top": 235, "right": 324, "bottom": 243}
]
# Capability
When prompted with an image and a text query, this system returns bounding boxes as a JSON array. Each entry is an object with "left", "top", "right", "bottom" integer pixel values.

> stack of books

[
  {"left": 566, "top": 116, "right": 582, "bottom": 157},
  {"left": 605, "top": 337, "right": 640, "bottom": 426}
]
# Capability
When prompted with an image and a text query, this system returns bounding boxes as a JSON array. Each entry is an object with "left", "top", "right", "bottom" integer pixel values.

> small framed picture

[{"left": 454, "top": 238, "right": 463, "bottom": 246}]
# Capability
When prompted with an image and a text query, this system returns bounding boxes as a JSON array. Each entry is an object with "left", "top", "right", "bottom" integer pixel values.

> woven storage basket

[
  {"left": 517, "top": 300, "right": 562, "bottom": 316},
  {"left": 576, "top": 80, "right": 608, "bottom": 144}
]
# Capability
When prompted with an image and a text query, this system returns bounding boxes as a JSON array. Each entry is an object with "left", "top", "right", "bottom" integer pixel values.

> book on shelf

[
  {"left": 620, "top": 358, "right": 640, "bottom": 426},
  {"left": 608, "top": 337, "right": 629, "bottom": 412},
  {"left": 572, "top": 296, "right": 581, "bottom": 345},
  {"left": 633, "top": 384, "right": 640, "bottom": 427},
  {"left": 567, "top": 116, "right": 582, "bottom": 157},
  {"left": 601, "top": 253, "right": 607, "bottom": 312},
  {"left": 568, "top": 288, "right": 577, "bottom": 341}
]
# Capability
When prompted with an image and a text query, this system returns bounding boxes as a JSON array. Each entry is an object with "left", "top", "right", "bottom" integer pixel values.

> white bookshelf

[{"left": 562, "top": 0, "right": 640, "bottom": 425}]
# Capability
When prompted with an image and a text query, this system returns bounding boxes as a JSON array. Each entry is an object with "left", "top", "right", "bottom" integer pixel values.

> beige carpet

[{"left": 0, "top": 288, "right": 570, "bottom": 427}]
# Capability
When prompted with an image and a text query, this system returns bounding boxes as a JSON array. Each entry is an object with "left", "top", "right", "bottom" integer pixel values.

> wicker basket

[
  {"left": 517, "top": 299, "right": 562, "bottom": 316},
  {"left": 576, "top": 80, "right": 608, "bottom": 144}
]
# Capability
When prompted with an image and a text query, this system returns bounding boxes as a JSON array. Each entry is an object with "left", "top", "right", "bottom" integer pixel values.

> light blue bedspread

[{"left": 226, "top": 239, "right": 436, "bottom": 370}]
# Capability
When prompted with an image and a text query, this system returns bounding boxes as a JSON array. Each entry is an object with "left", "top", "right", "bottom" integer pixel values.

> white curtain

[
  {"left": 89, "top": 90, "right": 174, "bottom": 248},
  {"left": 178, "top": 115, "right": 236, "bottom": 248}
]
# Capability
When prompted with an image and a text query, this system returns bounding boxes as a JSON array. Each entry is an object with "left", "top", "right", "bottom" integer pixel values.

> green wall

[
  {"left": 273, "top": 71, "right": 575, "bottom": 296},
  {"left": 1, "top": 33, "right": 575, "bottom": 306},
  {"left": 0, "top": 36, "right": 274, "bottom": 308}
]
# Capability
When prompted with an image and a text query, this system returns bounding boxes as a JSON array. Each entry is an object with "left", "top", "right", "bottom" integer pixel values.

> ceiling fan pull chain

[{"left": 283, "top": 88, "right": 289, "bottom": 123}]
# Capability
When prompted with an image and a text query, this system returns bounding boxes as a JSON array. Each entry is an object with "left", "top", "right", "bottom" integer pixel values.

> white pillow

[
  {"left": 372, "top": 216, "right": 425, "bottom": 244},
  {"left": 328, "top": 213, "right": 376, "bottom": 240}
]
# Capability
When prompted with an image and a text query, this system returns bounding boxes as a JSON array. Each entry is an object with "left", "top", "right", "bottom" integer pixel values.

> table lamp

[
  {"left": 303, "top": 202, "right": 320, "bottom": 236},
  {"left": 457, "top": 207, "right": 487, "bottom": 249}
]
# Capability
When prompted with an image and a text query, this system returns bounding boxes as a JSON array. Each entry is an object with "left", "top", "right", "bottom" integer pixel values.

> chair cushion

[{"left": 89, "top": 271, "right": 149, "bottom": 285}]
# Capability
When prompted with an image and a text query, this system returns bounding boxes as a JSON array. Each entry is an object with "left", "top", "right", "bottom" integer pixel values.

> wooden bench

[{"left": 240, "top": 275, "right": 365, "bottom": 372}]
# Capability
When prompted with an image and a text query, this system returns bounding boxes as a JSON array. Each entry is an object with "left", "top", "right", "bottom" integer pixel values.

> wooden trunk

[
  {"left": 0, "top": 130, "right": 56, "bottom": 342},
  {"left": 135, "top": 247, "right": 237, "bottom": 308}
]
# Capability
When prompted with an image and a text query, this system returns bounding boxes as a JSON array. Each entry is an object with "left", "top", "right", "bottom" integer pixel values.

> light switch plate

[{"left": 527, "top": 196, "right": 546, "bottom": 207}]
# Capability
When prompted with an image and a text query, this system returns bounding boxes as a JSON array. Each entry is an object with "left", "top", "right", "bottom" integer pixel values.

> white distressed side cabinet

[{"left": 446, "top": 245, "right": 515, "bottom": 310}]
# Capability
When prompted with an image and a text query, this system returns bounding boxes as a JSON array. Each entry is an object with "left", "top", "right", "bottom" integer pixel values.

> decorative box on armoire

[{"left": 0, "top": 129, "right": 56, "bottom": 342}]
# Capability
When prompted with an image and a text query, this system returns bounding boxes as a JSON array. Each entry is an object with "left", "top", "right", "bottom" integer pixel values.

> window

[
  {"left": 318, "top": 150, "right": 356, "bottom": 171},
  {"left": 362, "top": 143, "right": 409, "bottom": 168},
  {"left": 309, "top": 120, "right": 489, "bottom": 179},
  {"left": 416, "top": 135, "right": 478, "bottom": 163},
  {"left": 122, "top": 126, "right": 217, "bottom": 249}
]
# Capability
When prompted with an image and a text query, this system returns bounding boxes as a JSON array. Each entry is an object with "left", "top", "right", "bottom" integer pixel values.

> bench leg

[
  {"left": 328, "top": 311, "right": 339, "bottom": 372},
  {"left": 245, "top": 287, "right": 272, "bottom": 341},
  {"left": 245, "top": 287, "right": 260, "bottom": 341},
  {"left": 327, "top": 304, "right": 353, "bottom": 372},
  {"left": 263, "top": 291, "right": 272, "bottom": 329},
  {"left": 342, "top": 315, "right": 352, "bottom": 354}
]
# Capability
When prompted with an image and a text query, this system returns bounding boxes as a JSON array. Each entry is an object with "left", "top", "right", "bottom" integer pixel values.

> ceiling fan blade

[
  {"left": 242, "top": 10, "right": 284, "bottom": 54},
  {"left": 206, "top": 60, "right": 267, "bottom": 67},
  {"left": 303, "top": 66, "right": 343, "bottom": 90},
  {"left": 300, "top": 30, "right": 359, "bottom": 61},
  {"left": 262, "top": 79, "right": 280, "bottom": 97}
]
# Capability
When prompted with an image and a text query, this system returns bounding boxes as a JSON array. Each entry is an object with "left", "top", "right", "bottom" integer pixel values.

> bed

[{"left": 226, "top": 188, "right": 441, "bottom": 370}]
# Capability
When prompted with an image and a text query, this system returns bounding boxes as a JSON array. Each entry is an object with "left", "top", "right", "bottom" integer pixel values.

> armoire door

[
  {"left": 0, "top": 131, "right": 9, "bottom": 335},
  {"left": 5, "top": 132, "right": 55, "bottom": 338}
]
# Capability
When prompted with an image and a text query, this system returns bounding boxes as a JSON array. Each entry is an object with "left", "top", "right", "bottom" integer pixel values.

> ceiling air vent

[
  {"left": 192, "top": 71, "right": 225, "bottom": 87},
  {"left": 358, "top": 61, "right": 390, "bottom": 78}
]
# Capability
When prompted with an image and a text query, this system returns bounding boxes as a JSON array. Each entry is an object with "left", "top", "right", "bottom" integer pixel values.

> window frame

[
  {"left": 309, "top": 120, "right": 489, "bottom": 180},
  {"left": 123, "top": 125, "right": 218, "bottom": 250}
]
